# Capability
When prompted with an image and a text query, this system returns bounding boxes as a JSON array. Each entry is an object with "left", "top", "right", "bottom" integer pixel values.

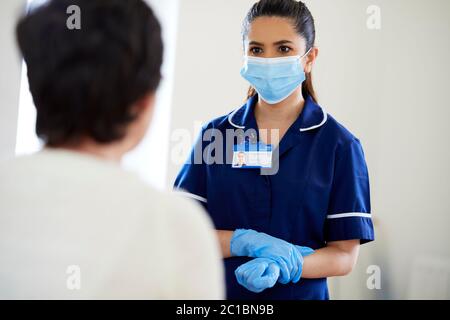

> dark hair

[
  {"left": 242, "top": 0, "right": 317, "bottom": 102},
  {"left": 16, "top": 0, "right": 163, "bottom": 146}
]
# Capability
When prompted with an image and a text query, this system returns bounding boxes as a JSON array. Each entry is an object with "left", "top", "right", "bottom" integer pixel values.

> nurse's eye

[
  {"left": 249, "top": 47, "right": 263, "bottom": 55},
  {"left": 278, "top": 46, "right": 292, "bottom": 54}
]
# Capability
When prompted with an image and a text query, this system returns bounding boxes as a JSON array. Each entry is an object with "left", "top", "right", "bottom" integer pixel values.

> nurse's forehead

[{"left": 246, "top": 16, "right": 302, "bottom": 45}]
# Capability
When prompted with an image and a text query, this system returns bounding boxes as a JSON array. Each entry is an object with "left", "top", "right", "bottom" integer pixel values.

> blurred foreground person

[{"left": 0, "top": 0, "right": 224, "bottom": 299}]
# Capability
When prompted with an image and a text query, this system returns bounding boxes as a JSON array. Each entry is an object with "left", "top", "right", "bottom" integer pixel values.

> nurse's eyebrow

[
  {"left": 249, "top": 41, "right": 264, "bottom": 46},
  {"left": 273, "top": 40, "right": 294, "bottom": 45}
]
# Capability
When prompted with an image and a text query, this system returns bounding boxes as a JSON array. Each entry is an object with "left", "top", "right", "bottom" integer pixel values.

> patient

[{"left": 0, "top": 0, "right": 224, "bottom": 299}]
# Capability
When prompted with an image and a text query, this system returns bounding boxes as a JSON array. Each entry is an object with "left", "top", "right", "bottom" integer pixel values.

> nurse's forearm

[
  {"left": 215, "top": 230, "right": 360, "bottom": 279},
  {"left": 217, "top": 230, "right": 233, "bottom": 258},
  {"left": 301, "top": 240, "right": 360, "bottom": 278}
]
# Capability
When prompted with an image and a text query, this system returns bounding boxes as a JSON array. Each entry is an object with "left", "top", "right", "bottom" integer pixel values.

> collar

[{"left": 228, "top": 94, "right": 328, "bottom": 132}]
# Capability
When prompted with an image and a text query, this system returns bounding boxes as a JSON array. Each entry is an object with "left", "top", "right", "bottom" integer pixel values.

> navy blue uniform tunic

[{"left": 174, "top": 94, "right": 374, "bottom": 300}]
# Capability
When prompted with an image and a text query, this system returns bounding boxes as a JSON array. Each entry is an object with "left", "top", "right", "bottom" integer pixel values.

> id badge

[{"left": 232, "top": 142, "right": 272, "bottom": 169}]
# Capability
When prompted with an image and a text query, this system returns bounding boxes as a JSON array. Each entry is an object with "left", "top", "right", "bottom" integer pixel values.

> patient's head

[{"left": 16, "top": 0, "right": 163, "bottom": 158}]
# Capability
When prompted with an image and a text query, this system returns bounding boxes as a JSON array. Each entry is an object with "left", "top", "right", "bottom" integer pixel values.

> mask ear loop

[
  {"left": 300, "top": 47, "right": 313, "bottom": 60},
  {"left": 299, "top": 47, "right": 313, "bottom": 73}
]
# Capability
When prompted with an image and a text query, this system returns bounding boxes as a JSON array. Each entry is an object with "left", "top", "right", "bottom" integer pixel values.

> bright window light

[{"left": 16, "top": 62, "right": 43, "bottom": 156}]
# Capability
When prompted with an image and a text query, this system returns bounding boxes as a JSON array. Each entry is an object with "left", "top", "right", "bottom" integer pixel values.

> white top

[{"left": 0, "top": 149, "right": 224, "bottom": 299}]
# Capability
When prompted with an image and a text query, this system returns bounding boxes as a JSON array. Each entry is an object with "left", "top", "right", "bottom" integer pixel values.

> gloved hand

[
  {"left": 231, "top": 229, "right": 312, "bottom": 284},
  {"left": 235, "top": 246, "right": 315, "bottom": 293},
  {"left": 235, "top": 258, "right": 280, "bottom": 293}
]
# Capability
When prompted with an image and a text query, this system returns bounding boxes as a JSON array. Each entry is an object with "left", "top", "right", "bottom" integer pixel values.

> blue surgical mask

[{"left": 240, "top": 48, "right": 311, "bottom": 105}]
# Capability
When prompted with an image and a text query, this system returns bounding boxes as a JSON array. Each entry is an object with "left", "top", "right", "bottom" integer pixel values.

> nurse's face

[{"left": 244, "top": 16, "right": 315, "bottom": 73}]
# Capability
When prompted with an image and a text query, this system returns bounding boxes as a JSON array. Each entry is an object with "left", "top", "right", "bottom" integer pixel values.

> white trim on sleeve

[
  {"left": 326, "top": 212, "right": 371, "bottom": 219},
  {"left": 174, "top": 191, "right": 208, "bottom": 203}
]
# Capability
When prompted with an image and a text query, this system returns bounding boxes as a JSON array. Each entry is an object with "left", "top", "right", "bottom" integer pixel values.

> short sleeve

[
  {"left": 173, "top": 128, "right": 208, "bottom": 209},
  {"left": 324, "top": 138, "right": 375, "bottom": 244}
]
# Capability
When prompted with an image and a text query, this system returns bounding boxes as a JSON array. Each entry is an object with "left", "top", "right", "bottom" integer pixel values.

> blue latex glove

[
  {"left": 296, "top": 245, "right": 315, "bottom": 257},
  {"left": 231, "top": 229, "right": 307, "bottom": 284},
  {"left": 235, "top": 258, "right": 280, "bottom": 293},
  {"left": 235, "top": 246, "right": 315, "bottom": 293}
]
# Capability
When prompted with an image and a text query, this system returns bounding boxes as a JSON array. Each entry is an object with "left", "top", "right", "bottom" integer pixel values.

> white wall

[
  {"left": 168, "top": 0, "right": 450, "bottom": 299},
  {"left": 0, "top": 0, "right": 25, "bottom": 160}
]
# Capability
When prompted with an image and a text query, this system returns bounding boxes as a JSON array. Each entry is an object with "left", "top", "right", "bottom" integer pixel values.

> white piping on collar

[
  {"left": 299, "top": 106, "right": 328, "bottom": 132},
  {"left": 228, "top": 108, "right": 246, "bottom": 129},
  {"left": 228, "top": 101, "right": 328, "bottom": 132}
]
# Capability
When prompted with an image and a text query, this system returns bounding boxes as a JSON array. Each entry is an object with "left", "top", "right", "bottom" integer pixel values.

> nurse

[{"left": 174, "top": 0, "right": 374, "bottom": 300}]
